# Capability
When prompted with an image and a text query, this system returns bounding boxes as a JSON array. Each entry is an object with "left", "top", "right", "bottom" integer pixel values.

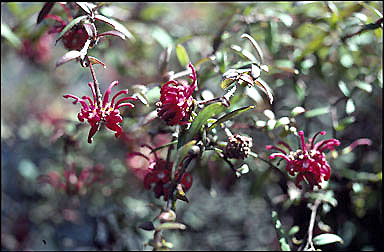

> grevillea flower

[
  {"left": 63, "top": 81, "right": 137, "bottom": 143},
  {"left": 129, "top": 145, "right": 193, "bottom": 201},
  {"left": 266, "top": 130, "right": 340, "bottom": 190},
  {"left": 45, "top": 14, "right": 89, "bottom": 51},
  {"left": 38, "top": 163, "right": 104, "bottom": 195},
  {"left": 156, "top": 62, "right": 197, "bottom": 126},
  {"left": 224, "top": 134, "right": 253, "bottom": 160}
]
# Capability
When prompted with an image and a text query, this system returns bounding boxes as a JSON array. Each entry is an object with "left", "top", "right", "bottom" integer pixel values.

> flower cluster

[
  {"left": 156, "top": 63, "right": 197, "bottom": 126},
  {"left": 130, "top": 147, "right": 193, "bottom": 201},
  {"left": 266, "top": 130, "right": 340, "bottom": 190},
  {"left": 45, "top": 14, "right": 89, "bottom": 51},
  {"left": 64, "top": 81, "right": 137, "bottom": 143},
  {"left": 224, "top": 134, "right": 253, "bottom": 160},
  {"left": 38, "top": 163, "right": 104, "bottom": 195}
]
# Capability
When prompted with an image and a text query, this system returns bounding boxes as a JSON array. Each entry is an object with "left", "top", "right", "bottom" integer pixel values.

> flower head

[
  {"left": 129, "top": 145, "right": 193, "bottom": 201},
  {"left": 266, "top": 130, "right": 340, "bottom": 190},
  {"left": 224, "top": 134, "right": 253, "bottom": 160},
  {"left": 45, "top": 14, "right": 89, "bottom": 51},
  {"left": 64, "top": 81, "right": 137, "bottom": 143},
  {"left": 38, "top": 163, "right": 104, "bottom": 195},
  {"left": 156, "top": 63, "right": 197, "bottom": 126}
]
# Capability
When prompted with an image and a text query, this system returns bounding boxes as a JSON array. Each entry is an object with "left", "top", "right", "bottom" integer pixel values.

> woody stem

[{"left": 87, "top": 56, "right": 102, "bottom": 108}]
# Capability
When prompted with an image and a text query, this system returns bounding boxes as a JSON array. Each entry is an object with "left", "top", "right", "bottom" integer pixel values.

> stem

[
  {"left": 152, "top": 155, "right": 195, "bottom": 251},
  {"left": 303, "top": 198, "right": 321, "bottom": 251},
  {"left": 87, "top": 56, "right": 102, "bottom": 108}
]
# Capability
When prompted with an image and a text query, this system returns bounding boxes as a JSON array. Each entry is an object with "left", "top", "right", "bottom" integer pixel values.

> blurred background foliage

[{"left": 1, "top": 2, "right": 382, "bottom": 251}]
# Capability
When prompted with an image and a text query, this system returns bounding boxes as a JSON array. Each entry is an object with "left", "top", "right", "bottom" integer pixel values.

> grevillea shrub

[{"left": 2, "top": 2, "right": 382, "bottom": 251}]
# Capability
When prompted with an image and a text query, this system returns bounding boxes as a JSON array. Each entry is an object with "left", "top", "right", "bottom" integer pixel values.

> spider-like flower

[
  {"left": 38, "top": 163, "right": 104, "bottom": 195},
  {"left": 45, "top": 14, "right": 89, "bottom": 51},
  {"left": 224, "top": 134, "right": 253, "bottom": 160},
  {"left": 129, "top": 146, "right": 193, "bottom": 201},
  {"left": 156, "top": 63, "right": 197, "bottom": 126},
  {"left": 266, "top": 130, "right": 340, "bottom": 190},
  {"left": 64, "top": 81, "right": 137, "bottom": 143}
]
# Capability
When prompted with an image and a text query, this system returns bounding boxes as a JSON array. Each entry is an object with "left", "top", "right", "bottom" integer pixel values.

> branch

[
  {"left": 302, "top": 198, "right": 321, "bottom": 251},
  {"left": 342, "top": 18, "right": 383, "bottom": 42}
]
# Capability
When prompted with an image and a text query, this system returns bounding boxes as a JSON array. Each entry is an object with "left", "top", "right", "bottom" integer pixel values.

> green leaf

[
  {"left": 241, "top": 33, "right": 264, "bottom": 64},
  {"left": 151, "top": 26, "right": 173, "bottom": 48},
  {"left": 55, "top": 50, "right": 81, "bottom": 67},
  {"left": 312, "top": 233, "right": 344, "bottom": 246},
  {"left": 355, "top": 81, "right": 372, "bottom": 93},
  {"left": 338, "top": 80, "right": 350, "bottom": 97},
  {"left": 235, "top": 163, "right": 249, "bottom": 178},
  {"left": 177, "top": 102, "right": 226, "bottom": 149},
  {"left": 288, "top": 226, "right": 300, "bottom": 236},
  {"left": 230, "top": 44, "right": 258, "bottom": 63},
  {"left": 150, "top": 140, "right": 178, "bottom": 153},
  {"left": 94, "top": 14, "right": 135, "bottom": 41},
  {"left": 297, "top": 32, "right": 327, "bottom": 61},
  {"left": 220, "top": 78, "right": 236, "bottom": 89},
  {"left": 176, "top": 44, "right": 190, "bottom": 67},
  {"left": 271, "top": 211, "right": 291, "bottom": 251},
  {"left": 56, "top": 15, "right": 88, "bottom": 44},
  {"left": 207, "top": 105, "right": 255, "bottom": 131},
  {"left": 345, "top": 98, "right": 355, "bottom": 114},
  {"left": 1, "top": 23, "right": 22, "bottom": 49},
  {"left": 37, "top": 2, "right": 55, "bottom": 24},
  {"left": 335, "top": 116, "right": 355, "bottom": 131},
  {"left": 304, "top": 106, "right": 330, "bottom": 118},
  {"left": 172, "top": 139, "right": 197, "bottom": 179},
  {"left": 156, "top": 222, "right": 186, "bottom": 231}
]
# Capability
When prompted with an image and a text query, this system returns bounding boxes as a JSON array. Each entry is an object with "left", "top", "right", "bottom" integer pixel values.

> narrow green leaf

[
  {"left": 176, "top": 44, "right": 190, "bottom": 67},
  {"left": 355, "top": 81, "right": 372, "bottom": 93},
  {"left": 220, "top": 78, "right": 236, "bottom": 89},
  {"left": 37, "top": 2, "right": 55, "bottom": 24},
  {"left": 271, "top": 211, "right": 291, "bottom": 251},
  {"left": 177, "top": 102, "right": 226, "bottom": 149},
  {"left": 172, "top": 140, "right": 197, "bottom": 179},
  {"left": 207, "top": 106, "right": 255, "bottom": 131},
  {"left": 313, "top": 233, "right": 344, "bottom": 246},
  {"left": 338, "top": 80, "right": 350, "bottom": 97},
  {"left": 345, "top": 98, "right": 355, "bottom": 114},
  {"left": 156, "top": 222, "right": 186, "bottom": 231},
  {"left": 94, "top": 14, "right": 135, "bottom": 41},
  {"left": 288, "top": 226, "right": 300, "bottom": 236},
  {"left": 56, "top": 50, "right": 81, "bottom": 67},
  {"left": 241, "top": 33, "right": 264, "bottom": 64},
  {"left": 1, "top": 23, "right": 22, "bottom": 49},
  {"left": 254, "top": 79, "right": 274, "bottom": 104},
  {"left": 56, "top": 15, "right": 88, "bottom": 44},
  {"left": 297, "top": 32, "right": 327, "bottom": 61},
  {"left": 304, "top": 106, "right": 330, "bottom": 118},
  {"left": 335, "top": 116, "right": 355, "bottom": 131}
]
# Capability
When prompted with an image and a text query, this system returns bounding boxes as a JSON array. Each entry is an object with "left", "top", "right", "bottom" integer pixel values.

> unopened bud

[{"left": 224, "top": 134, "right": 253, "bottom": 160}]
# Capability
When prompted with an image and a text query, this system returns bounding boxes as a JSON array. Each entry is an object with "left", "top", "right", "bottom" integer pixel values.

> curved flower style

[
  {"left": 38, "top": 163, "right": 104, "bottom": 195},
  {"left": 130, "top": 146, "right": 193, "bottom": 201},
  {"left": 266, "top": 130, "right": 340, "bottom": 190},
  {"left": 64, "top": 81, "right": 137, "bottom": 143},
  {"left": 156, "top": 62, "right": 197, "bottom": 126}
]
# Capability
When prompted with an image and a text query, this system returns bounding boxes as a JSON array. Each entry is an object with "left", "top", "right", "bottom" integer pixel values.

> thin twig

[
  {"left": 87, "top": 56, "right": 102, "bottom": 108},
  {"left": 303, "top": 198, "right": 321, "bottom": 251}
]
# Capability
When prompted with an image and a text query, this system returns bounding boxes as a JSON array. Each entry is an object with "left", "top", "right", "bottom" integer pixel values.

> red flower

[
  {"left": 266, "top": 130, "right": 340, "bottom": 190},
  {"left": 130, "top": 146, "right": 193, "bottom": 201},
  {"left": 63, "top": 81, "right": 137, "bottom": 143},
  {"left": 156, "top": 63, "right": 197, "bottom": 126},
  {"left": 38, "top": 163, "right": 104, "bottom": 195},
  {"left": 45, "top": 14, "right": 88, "bottom": 51}
]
